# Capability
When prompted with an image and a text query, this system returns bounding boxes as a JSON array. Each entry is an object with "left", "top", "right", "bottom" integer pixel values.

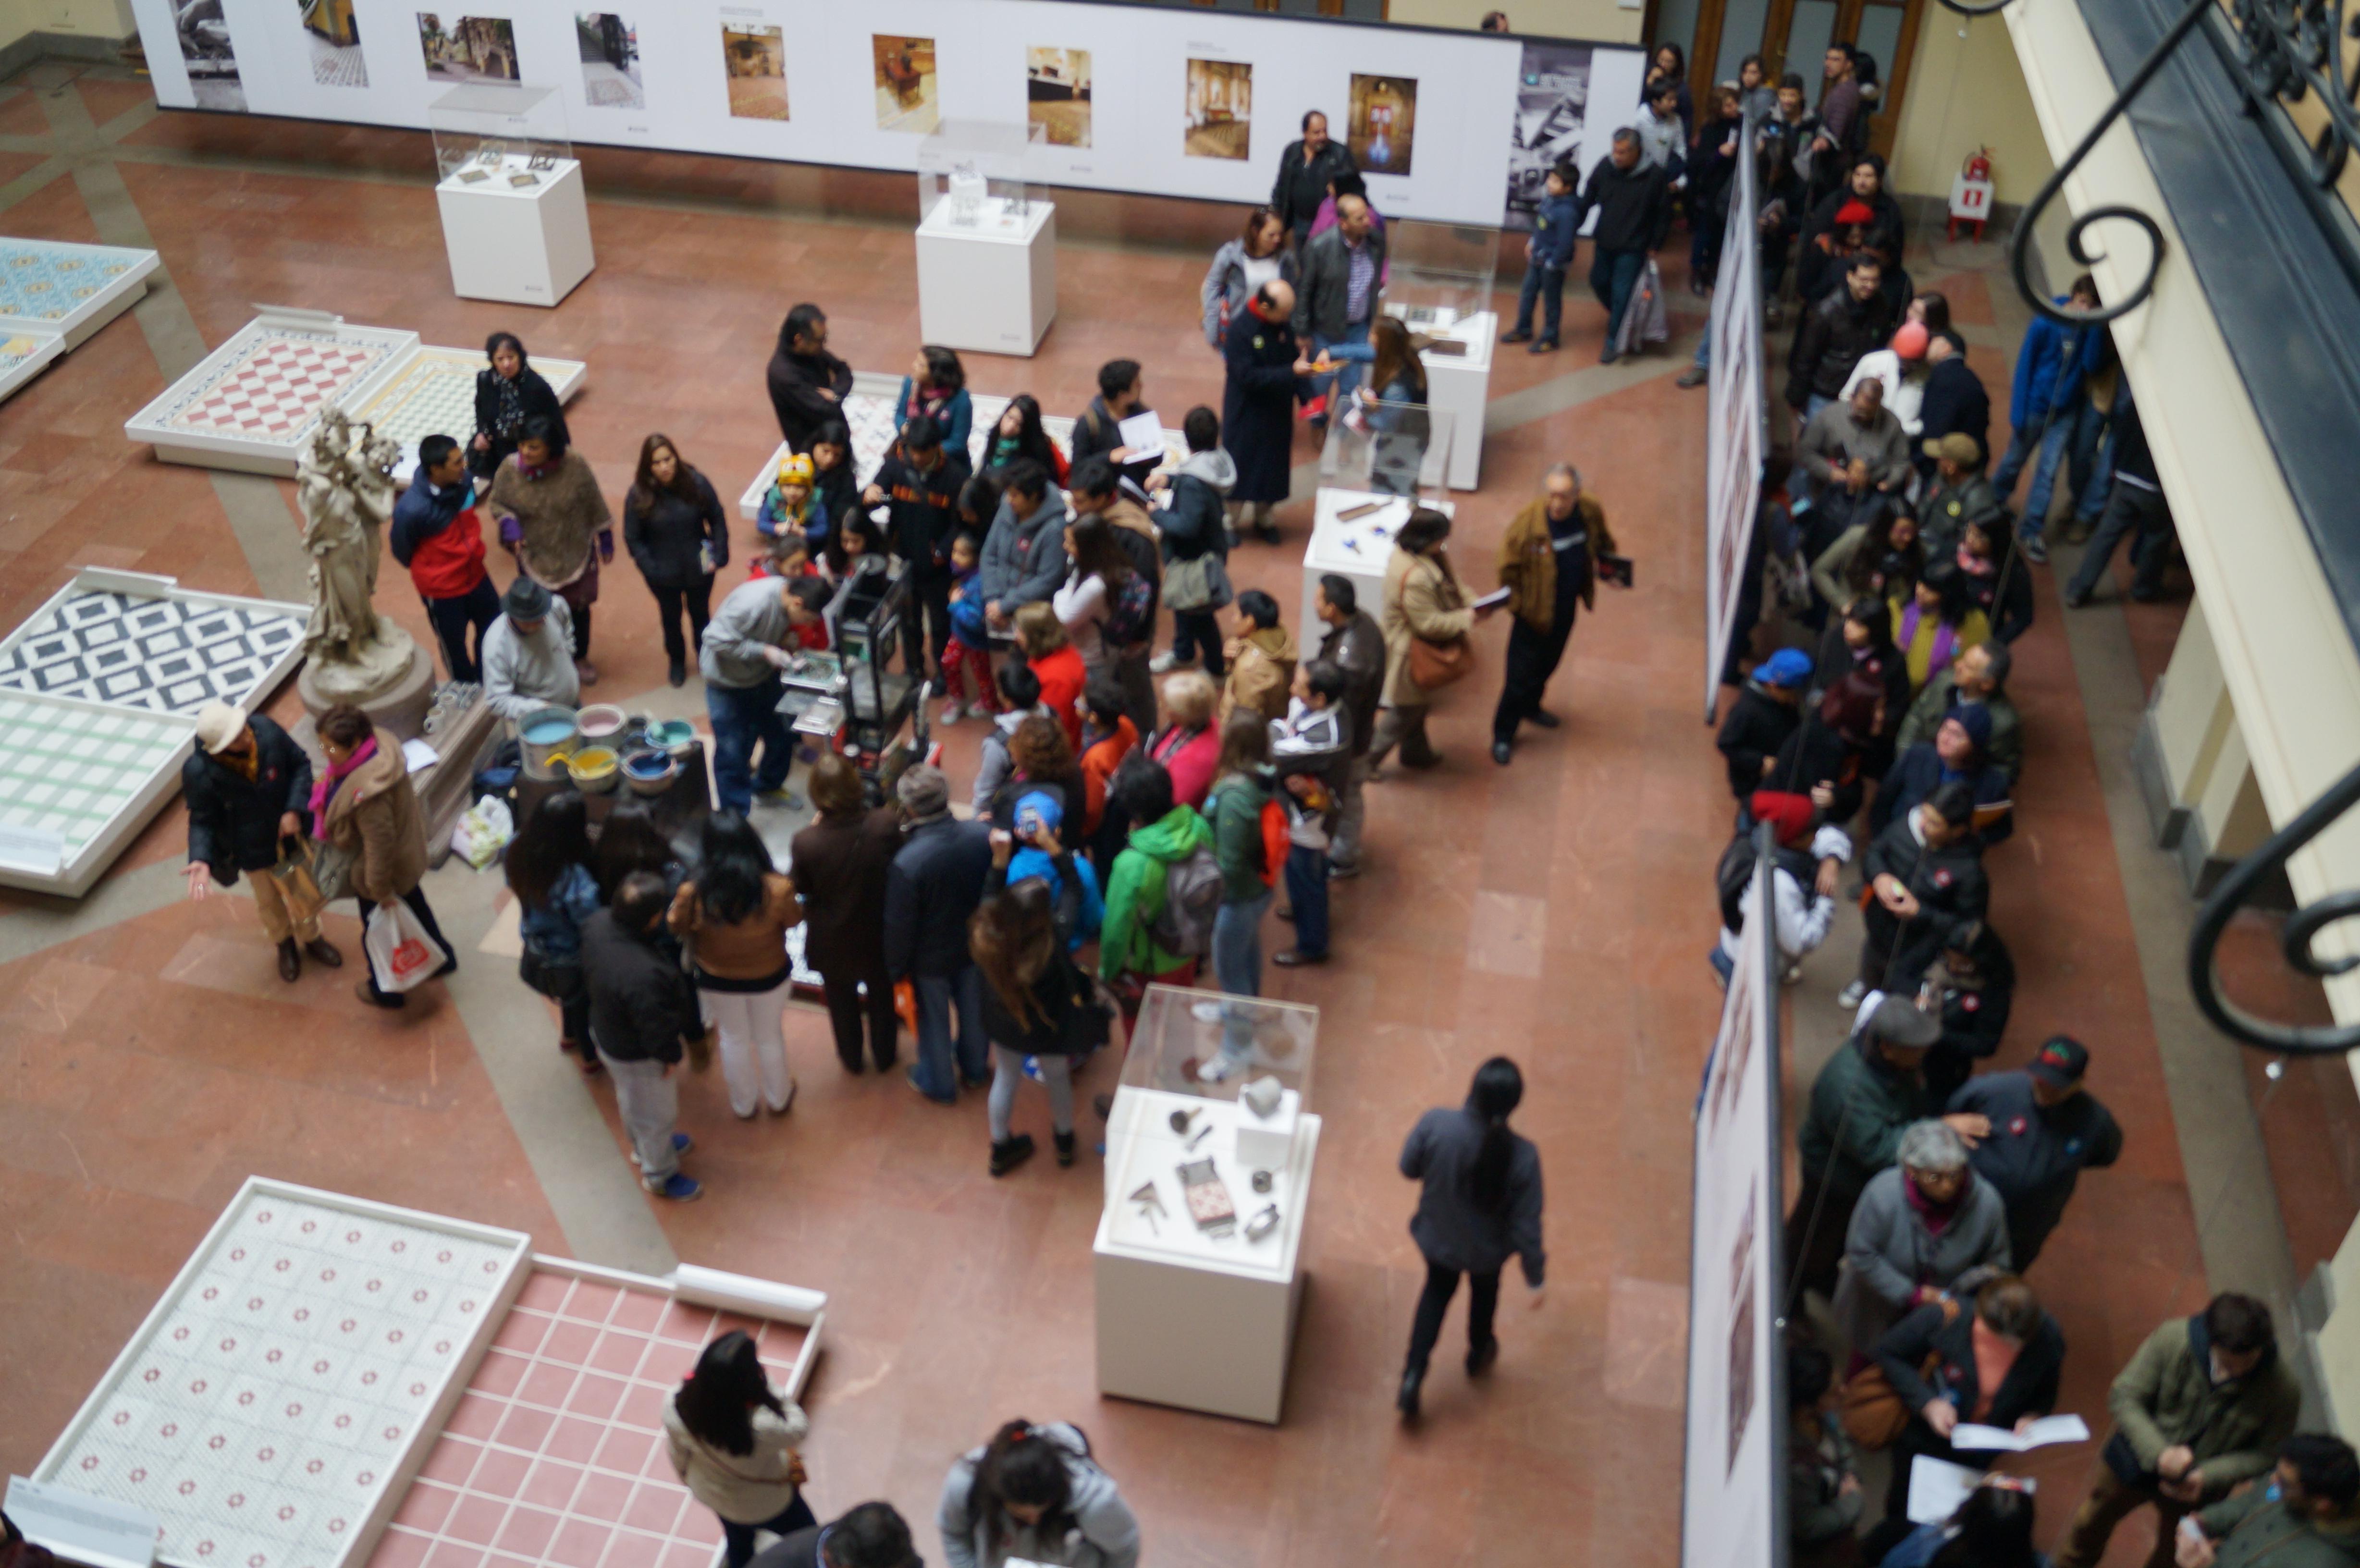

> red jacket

[
  {"left": 390, "top": 472, "right": 489, "bottom": 600},
  {"left": 1032, "top": 645, "right": 1087, "bottom": 751}
]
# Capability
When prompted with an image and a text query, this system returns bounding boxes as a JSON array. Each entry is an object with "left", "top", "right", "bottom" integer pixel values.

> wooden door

[{"left": 1665, "top": 0, "right": 1923, "bottom": 160}]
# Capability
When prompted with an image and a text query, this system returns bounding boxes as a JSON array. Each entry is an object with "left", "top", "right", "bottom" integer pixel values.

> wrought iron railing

[{"left": 2188, "top": 760, "right": 2360, "bottom": 1055}]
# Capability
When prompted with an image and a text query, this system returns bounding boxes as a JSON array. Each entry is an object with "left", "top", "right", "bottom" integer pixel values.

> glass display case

[
  {"left": 1381, "top": 218, "right": 1503, "bottom": 338},
  {"left": 915, "top": 118, "right": 1047, "bottom": 240},
  {"left": 1319, "top": 396, "right": 1455, "bottom": 498},
  {"left": 430, "top": 83, "right": 573, "bottom": 188}
]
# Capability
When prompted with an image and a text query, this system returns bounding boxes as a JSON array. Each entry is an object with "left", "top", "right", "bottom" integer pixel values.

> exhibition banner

[
  {"left": 1681, "top": 834, "right": 1785, "bottom": 1568},
  {"left": 1702, "top": 107, "right": 1767, "bottom": 723},
  {"left": 135, "top": 0, "right": 1646, "bottom": 231}
]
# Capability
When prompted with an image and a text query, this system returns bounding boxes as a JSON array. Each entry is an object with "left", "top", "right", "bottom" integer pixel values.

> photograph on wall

[
  {"left": 1503, "top": 40, "right": 1591, "bottom": 230},
  {"left": 1026, "top": 48, "right": 1092, "bottom": 148},
  {"left": 1724, "top": 1188, "right": 1758, "bottom": 1476},
  {"left": 417, "top": 14, "right": 520, "bottom": 83},
  {"left": 299, "top": 0, "right": 368, "bottom": 88},
  {"left": 176, "top": 0, "right": 248, "bottom": 110},
  {"left": 872, "top": 35, "right": 938, "bottom": 135},
  {"left": 721, "top": 23, "right": 788, "bottom": 121},
  {"left": 575, "top": 12, "right": 640, "bottom": 110},
  {"left": 1184, "top": 58, "right": 1252, "bottom": 161},
  {"left": 1347, "top": 74, "right": 1416, "bottom": 176}
]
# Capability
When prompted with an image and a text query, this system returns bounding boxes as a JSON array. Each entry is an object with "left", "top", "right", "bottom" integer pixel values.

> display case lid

[
  {"left": 1382, "top": 219, "right": 1501, "bottom": 333},
  {"left": 915, "top": 118, "right": 1048, "bottom": 239},
  {"left": 1318, "top": 396, "right": 1455, "bottom": 498},
  {"left": 915, "top": 116, "right": 1046, "bottom": 174},
  {"left": 429, "top": 83, "right": 572, "bottom": 183},
  {"left": 1121, "top": 984, "right": 1317, "bottom": 1110}
]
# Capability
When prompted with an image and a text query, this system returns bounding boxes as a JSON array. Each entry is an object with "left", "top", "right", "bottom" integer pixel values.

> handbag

[
  {"left": 1162, "top": 552, "right": 1232, "bottom": 613},
  {"left": 517, "top": 942, "right": 584, "bottom": 1003},
  {"left": 298, "top": 836, "right": 359, "bottom": 906},
  {"left": 1408, "top": 633, "right": 1475, "bottom": 690},
  {"left": 1839, "top": 1297, "right": 1961, "bottom": 1449},
  {"left": 1059, "top": 960, "right": 1114, "bottom": 1054}
]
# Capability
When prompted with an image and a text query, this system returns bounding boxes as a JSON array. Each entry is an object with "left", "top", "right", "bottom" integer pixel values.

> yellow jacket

[{"left": 1221, "top": 623, "right": 1297, "bottom": 725}]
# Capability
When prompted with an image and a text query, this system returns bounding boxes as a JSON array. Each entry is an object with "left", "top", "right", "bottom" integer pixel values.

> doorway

[{"left": 1647, "top": 0, "right": 1923, "bottom": 160}]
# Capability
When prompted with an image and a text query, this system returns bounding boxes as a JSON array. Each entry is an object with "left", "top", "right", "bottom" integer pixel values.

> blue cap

[
  {"left": 1015, "top": 789, "right": 1063, "bottom": 833},
  {"left": 1758, "top": 648, "right": 1814, "bottom": 689}
]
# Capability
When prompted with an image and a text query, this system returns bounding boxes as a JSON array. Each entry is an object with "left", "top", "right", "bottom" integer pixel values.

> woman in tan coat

[
  {"left": 1371, "top": 508, "right": 1497, "bottom": 771},
  {"left": 316, "top": 703, "right": 450, "bottom": 1010},
  {"left": 669, "top": 811, "right": 804, "bottom": 1118}
]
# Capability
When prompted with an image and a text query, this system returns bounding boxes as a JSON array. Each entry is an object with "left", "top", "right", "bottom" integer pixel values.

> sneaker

[
  {"left": 1022, "top": 1054, "right": 1043, "bottom": 1084},
  {"left": 939, "top": 700, "right": 966, "bottom": 725},
  {"left": 1148, "top": 652, "right": 1180, "bottom": 675},
  {"left": 1499, "top": 327, "right": 1533, "bottom": 344},
  {"left": 754, "top": 786, "right": 803, "bottom": 809},
  {"left": 905, "top": 1065, "right": 956, "bottom": 1106},
  {"left": 2021, "top": 535, "right": 2050, "bottom": 565},
  {"left": 989, "top": 1134, "right": 1036, "bottom": 1177},
  {"left": 1835, "top": 980, "right": 1868, "bottom": 1010},
  {"left": 1302, "top": 394, "right": 1328, "bottom": 422},
  {"left": 643, "top": 1172, "right": 703, "bottom": 1201},
  {"left": 1527, "top": 338, "right": 1559, "bottom": 355},
  {"left": 629, "top": 1132, "right": 696, "bottom": 1166},
  {"left": 1676, "top": 365, "right": 1709, "bottom": 389}
]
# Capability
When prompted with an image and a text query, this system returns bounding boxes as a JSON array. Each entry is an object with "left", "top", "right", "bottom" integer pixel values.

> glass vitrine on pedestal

[
  {"left": 1092, "top": 985, "right": 1322, "bottom": 1424},
  {"left": 1382, "top": 220, "right": 1501, "bottom": 489},
  {"left": 430, "top": 85, "right": 594, "bottom": 306},
  {"left": 913, "top": 119, "right": 1056, "bottom": 355}
]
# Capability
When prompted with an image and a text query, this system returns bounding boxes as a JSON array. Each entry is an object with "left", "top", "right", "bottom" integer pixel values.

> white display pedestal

[
  {"left": 1418, "top": 309, "right": 1494, "bottom": 491},
  {"left": 1093, "top": 1085, "right": 1320, "bottom": 1424},
  {"left": 1298, "top": 489, "right": 1454, "bottom": 647},
  {"left": 436, "top": 158, "right": 595, "bottom": 307},
  {"left": 914, "top": 198, "right": 1056, "bottom": 357}
]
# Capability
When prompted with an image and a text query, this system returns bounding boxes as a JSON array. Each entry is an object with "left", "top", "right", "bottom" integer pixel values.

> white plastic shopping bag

[
  {"left": 366, "top": 899, "right": 450, "bottom": 993},
  {"left": 451, "top": 795, "right": 515, "bottom": 870}
]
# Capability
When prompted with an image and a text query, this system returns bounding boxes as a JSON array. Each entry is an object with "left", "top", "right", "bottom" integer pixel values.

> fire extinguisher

[
  {"left": 1962, "top": 147, "right": 1991, "bottom": 186},
  {"left": 1948, "top": 146, "right": 1994, "bottom": 241}
]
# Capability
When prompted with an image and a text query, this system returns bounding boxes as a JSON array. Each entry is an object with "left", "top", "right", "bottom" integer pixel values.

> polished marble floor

[{"left": 0, "top": 61, "right": 2316, "bottom": 1568}]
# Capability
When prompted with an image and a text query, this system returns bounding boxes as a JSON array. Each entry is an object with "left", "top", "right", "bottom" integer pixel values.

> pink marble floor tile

[
  {"left": 518, "top": 1361, "right": 580, "bottom": 1409},
  {"left": 520, "top": 1461, "right": 585, "bottom": 1512},
  {"left": 652, "top": 1305, "right": 713, "bottom": 1345},
  {"left": 490, "top": 1311, "right": 551, "bottom": 1356},
  {"left": 370, "top": 1527, "right": 433, "bottom": 1568},
  {"left": 468, "top": 1447, "right": 530, "bottom": 1499},
  {"left": 541, "top": 1321, "right": 599, "bottom": 1365},
  {"left": 563, "top": 1283, "right": 622, "bottom": 1324},
  {"left": 590, "top": 1428, "right": 654, "bottom": 1479},
  {"left": 547, "top": 1519, "right": 613, "bottom": 1568},
  {"left": 419, "top": 1439, "right": 481, "bottom": 1486},
  {"left": 472, "top": 1352, "right": 529, "bottom": 1398},
  {"left": 515, "top": 1274, "right": 572, "bottom": 1313},
  {"left": 393, "top": 1482, "right": 458, "bottom": 1534},
  {"left": 491, "top": 1405, "right": 555, "bottom": 1454},
  {"left": 588, "top": 1332, "right": 649, "bottom": 1379},
  {"left": 492, "top": 1505, "right": 562, "bottom": 1559},
  {"left": 608, "top": 1293, "right": 665, "bottom": 1334},
  {"left": 442, "top": 1494, "right": 508, "bottom": 1548},
  {"left": 544, "top": 1417, "right": 606, "bottom": 1465},
  {"left": 619, "top": 1485, "right": 683, "bottom": 1538}
]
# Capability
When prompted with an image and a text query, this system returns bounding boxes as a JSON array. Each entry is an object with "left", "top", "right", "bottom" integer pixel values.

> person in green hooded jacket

[
  {"left": 2180, "top": 1434, "right": 2360, "bottom": 1568},
  {"left": 1097, "top": 754, "right": 1213, "bottom": 1027},
  {"left": 1202, "top": 713, "right": 1276, "bottom": 1076}
]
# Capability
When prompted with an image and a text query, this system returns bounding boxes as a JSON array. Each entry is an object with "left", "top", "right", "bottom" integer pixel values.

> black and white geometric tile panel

[{"left": 0, "top": 590, "right": 306, "bottom": 715}]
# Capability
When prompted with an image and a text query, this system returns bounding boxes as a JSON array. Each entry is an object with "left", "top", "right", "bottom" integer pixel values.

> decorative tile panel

[{"left": 0, "top": 589, "right": 306, "bottom": 715}]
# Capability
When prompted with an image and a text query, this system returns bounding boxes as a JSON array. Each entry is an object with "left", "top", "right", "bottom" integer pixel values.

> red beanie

[{"left": 1750, "top": 790, "right": 1817, "bottom": 847}]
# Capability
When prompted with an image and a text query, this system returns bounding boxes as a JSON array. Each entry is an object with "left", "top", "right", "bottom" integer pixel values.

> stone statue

[{"left": 297, "top": 404, "right": 417, "bottom": 703}]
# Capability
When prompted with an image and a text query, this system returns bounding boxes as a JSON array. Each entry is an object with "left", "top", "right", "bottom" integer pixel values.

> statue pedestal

[{"left": 299, "top": 640, "right": 436, "bottom": 741}]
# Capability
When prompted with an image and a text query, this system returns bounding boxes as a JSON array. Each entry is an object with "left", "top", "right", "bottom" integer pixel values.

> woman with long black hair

[
  {"left": 983, "top": 393, "right": 1068, "bottom": 484},
  {"left": 661, "top": 1330, "right": 814, "bottom": 1568},
  {"left": 969, "top": 875, "right": 1097, "bottom": 1176},
  {"left": 669, "top": 812, "right": 803, "bottom": 1120},
  {"left": 1395, "top": 1056, "right": 1546, "bottom": 1420},
  {"left": 623, "top": 432, "right": 729, "bottom": 687},
  {"left": 935, "top": 1418, "right": 1140, "bottom": 1568},
  {"left": 469, "top": 331, "right": 567, "bottom": 479},
  {"left": 505, "top": 788, "right": 601, "bottom": 1070}
]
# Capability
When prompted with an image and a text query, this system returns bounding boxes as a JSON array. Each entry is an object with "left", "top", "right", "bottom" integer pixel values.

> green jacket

[
  {"left": 1205, "top": 770, "right": 1273, "bottom": 902},
  {"left": 1795, "top": 1033, "right": 1937, "bottom": 1197},
  {"left": 1895, "top": 675, "right": 2024, "bottom": 784},
  {"left": 2110, "top": 1317, "right": 2302, "bottom": 1497},
  {"left": 2198, "top": 1488, "right": 2360, "bottom": 1568},
  {"left": 1099, "top": 805, "right": 1212, "bottom": 980}
]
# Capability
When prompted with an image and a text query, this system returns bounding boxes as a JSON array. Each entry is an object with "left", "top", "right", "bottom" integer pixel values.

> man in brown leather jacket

[{"left": 1491, "top": 464, "right": 1621, "bottom": 765}]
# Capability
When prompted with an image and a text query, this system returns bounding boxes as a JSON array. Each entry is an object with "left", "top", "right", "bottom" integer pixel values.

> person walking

[
  {"left": 581, "top": 871, "right": 706, "bottom": 1200},
  {"left": 506, "top": 788, "right": 602, "bottom": 1072},
  {"left": 1491, "top": 463, "right": 1622, "bottom": 764},
  {"left": 970, "top": 877, "right": 1100, "bottom": 1176},
  {"left": 389, "top": 434, "right": 497, "bottom": 684},
  {"left": 703, "top": 573, "right": 811, "bottom": 815},
  {"left": 1832, "top": 1118, "right": 2012, "bottom": 1356},
  {"left": 1311, "top": 575, "right": 1384, "bottom": 877},
  {"left": 1573, "top": 130, "right": 1672, "bottom": 362},
  {"left": 1201, "top": 714, "right": 1277, "bottom": 1078},
  {"left": 1947, "top": 1036, "right": 2124, "bottom": 1269},
  {"left": 1371, "top": 508, "right": 1497, "bottom": 772},
  {"left": 936, "top": 1420, "right": 1142, "bottom": 1568},
  {"left": 2053, "top": 1294, "right": 2303, "bottom": 1568},
  {"left": 1201, "top": 207, "right": 1299, "bottom": 352},
  {"left": 315, "top": 703, "right": 451, "bottom": 1011},
  {"left": 664, "top": 1330, "right": 813, "bottom": 1565},
  {"left": 487, "top": 415, "right": 613, "bottom": 683},
  {"left": 1269, "top": 110, "right": 1356, "bottom": 250},
  {"left": 182, "top": 701, "right": 340, "bottom": 983},
  {"left": 670, "top": 813, "right": 803, "bottom": 1120},
  {"left": 1396, "top": 1056, "right": 1546, "bottom": 1421},
  {"left": 624, "top": 433, "right": 729, "bottom": 688},
  {"left": 885, "top": 765, "right": 995, "bottom": 1104},
  {"left": 791, "top": 754, "right": 904, "bottom": 1076},
  {"left": 1221, "top": 280, "right": 1313, "bottom": 544}
]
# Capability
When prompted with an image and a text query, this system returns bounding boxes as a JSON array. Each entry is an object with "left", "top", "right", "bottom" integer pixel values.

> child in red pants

[{"left": 940, "top": 530, "right": 999, "bottom": 723}]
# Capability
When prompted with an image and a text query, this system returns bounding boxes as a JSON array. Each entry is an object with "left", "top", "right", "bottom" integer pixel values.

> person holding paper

[
  {"left": 1490, "top": 464, "right": 1624, "bottom": 766},
  {"left": 2053, "top": 1294, "right": 2301, "bottom": 1568},
  {"left": 1069, "top": 359, "right": 1160, "bottom": 492},
  {"left": 1870, "top": 1275, "right": 2064, "bottom": 1551},
  {"left": 1879, "top": 1477, "right": 2043, "bottom": 1568},
  {"left": 1220, "top": 279, "right": 1315, "bottom": 545},
  {"left": 1831, "top": 1119, "right": 2012, "bottom": 1357},
  {"left": 2173, "top": 1434, "right": 2360, "bottom": 1568}
]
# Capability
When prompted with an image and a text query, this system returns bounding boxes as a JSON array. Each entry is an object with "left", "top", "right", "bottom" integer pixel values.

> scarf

[
  {"left": 1898, "top": 601, "right": 1958, "bottom": 680},
  {"left": 1904, "top": 1170, "right": 1962, "bottom": 1240},
  {"left": 489, "top": 370, "right": 526, "bottom": 438},
  {"left": 309, "top": 735, "right": 378, "bottom": 837},
  {"left": 519, "top": 456, "right": 553, "bottom": 481}
]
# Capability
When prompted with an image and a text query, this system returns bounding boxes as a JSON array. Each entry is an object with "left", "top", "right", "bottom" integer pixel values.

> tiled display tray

[
  {"left": 124, "top": 307, "right": 422, "bottom": 477},
  {"left": 27, "top": 1183, "right": 828, "bottom": 1568},
  {"left": 736, "top": 371, "right": 1187, "bottom": 522},
  {"left": 346, "top": 347, "right": 589, "bottom": 485},
  {"left": 0, "top": 235, "right": 160, "bottom": 349},
  {"left": 0, "top": 569, "right": 310, "bottom": 897},
  {"left": 0, "top": 325, "right": 65, "bottom": 404}
]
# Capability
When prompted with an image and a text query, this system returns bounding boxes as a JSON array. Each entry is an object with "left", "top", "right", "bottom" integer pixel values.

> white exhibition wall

[
  {"left": 1682, "top": 854, "right": 1785, "bottom": 1568},
  {"left": 134, "top": 0, "right": 1647, "bottom": 229},
  {"left": 1702, "top": 106, "right": 1766, "bottom": 720}
]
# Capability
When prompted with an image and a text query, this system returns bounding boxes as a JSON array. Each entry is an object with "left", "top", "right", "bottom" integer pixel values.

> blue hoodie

[
  {"left": 1530, "top": 188, "right": 1581, "bottom": 272},
  {"left": 2007, "top": 297, "right": 2107, "bottom": 429},
  {"left": 1007, "top": 790, "right": 1104, "bottom": 951}
]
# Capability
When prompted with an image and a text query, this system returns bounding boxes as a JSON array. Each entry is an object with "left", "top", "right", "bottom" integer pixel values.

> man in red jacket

[{"left": 390, "top": 433, "right": 498, "bottom": 683}]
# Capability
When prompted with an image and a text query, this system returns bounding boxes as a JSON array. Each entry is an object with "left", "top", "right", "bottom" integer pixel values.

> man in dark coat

[
  {"left": 183, "top": 701, "right": 341, "bottom": 983},
  {"left": 1717, "top": 646, "right": 1812, "bottom": 799},
  {"left": 883, "top": 765, "right": 995, "bottom": 1104},
  {"left": 1314, "top": 573, "right": 1385, "bottom": 875},
  {"left": 1268, "top": 109, "right": 1356, "bottom": 248},
  {"left": 791, "top": 757, "right": 906, "bottom": 1076},
  {"left": 1787, "top": 253, "right": 1899, "bottom": 418},
  {"left": 862, "top": 415, "right": 972, "bottom": 671},
  {"left": 1849, "top": 780, "right": 1989, "bottom": 1004},
  {"left": 750, "top": 1502, "right": 921, "bottom": 1568},
  {"left": 765, "top": 302, "right": 853, "bottom": 453},
  {"left": 1948, "top": 1036, "right": 2124, "bottom": 1267},
  {"left": 1221, "top": 278, "right": 1314, "bottom": 543},
  {"left": 1914, "top": 335, "right": 1992, "bottom": 482},
  {"left": 1787, "top": 994, "right": 1943, "bottom": 1298},
  {"left": 1573, "top": 130, "right": 1673, "bottom": 363}
]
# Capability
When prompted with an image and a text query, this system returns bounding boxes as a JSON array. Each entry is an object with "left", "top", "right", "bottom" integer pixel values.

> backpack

[
  {"left": 1146, "top": 844, "right": 1225, "bottom": 957},
  {"left": 1257, "top": 798, "right": 1289, "bottom": 887},
  {"left": 1098, "top": 570, "right": 1157, "bottom": 649},
  {"left": 1716, "top": 832, "right": 1758, "bottom": 933}
]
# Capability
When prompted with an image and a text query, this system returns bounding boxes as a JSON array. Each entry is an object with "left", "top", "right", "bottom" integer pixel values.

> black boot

[
  {"left": 989, "top": 1134, "right": 1036, "bottom": 1177},
  {"left": 1397, "top": 1365, "right": 1424, "bottom": 1421},
  {"left": 1466, "top": 1336, "right": 1499, "bottom": 1377},
  {"left": 1054, "top": 1130, "right": 1076, "bottom": 1167}
]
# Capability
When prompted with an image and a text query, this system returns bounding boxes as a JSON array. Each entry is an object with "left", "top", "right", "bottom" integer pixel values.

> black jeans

[
  {"left": 1405, "top": 1258, "right": 1501, "bottom": 1373},
  {"left": 358, "top": 886, "right": 454, "bottom": 1003},
  {"left": 910, "top": 568, "right": 954, "bottom": 673},
  {"left": 422, "top": 578, "right": 500, "bottom": 684},
  {"left": 718, "top": 1495, "right": 817, "bottom": 1568},
  {"left": 1492, "top": 601, "right": 1576, "bottom": 744},
  {"left": 2066, "top": 480, "right": 2172, "bottom": 602},
  {"left": 823, "top": 967, "right": 899, "bottom": 1073},
  {"left": 650, "top": 577, "right": 714, "bottom": 668},
  {"left": 1170, "top": 609, "right": 1227, "bottom": 677}
]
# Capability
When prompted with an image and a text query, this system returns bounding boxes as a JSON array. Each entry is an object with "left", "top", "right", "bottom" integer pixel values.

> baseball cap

[
  {"left": 2029, "top": 1035, "right": 2090, "bottom": 1087},
  {"left": 1869, "top": 994, "right": 1942, "bottom": 1049},
  {"left": 1758, "top": 647, "right": 1814, "bottom": 689},
  {"left": 193, "top": 700, "right": 246, "bottom": 756},
  {"left": 1923, "top": 432, "right": 1983, "bottom": 467}
]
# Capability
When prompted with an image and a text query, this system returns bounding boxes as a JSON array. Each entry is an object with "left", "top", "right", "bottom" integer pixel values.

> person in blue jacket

[
  {"left": 894, "top": 345, "right": 973, "bottom": 465},
  {"left": 1994, "top": 273, "right": 2107, "bottom": 562},
  {"left": 1871, "top": 702, "right": 2013, "bottom": 846},
  {"left": 1502, "top": 160, "right": 1581, "bottom": 353}
]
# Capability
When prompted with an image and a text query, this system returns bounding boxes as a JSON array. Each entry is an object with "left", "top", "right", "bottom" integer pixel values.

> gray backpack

[{"left": 1146, "top": 844, "right": 1225, "bottom": 958}]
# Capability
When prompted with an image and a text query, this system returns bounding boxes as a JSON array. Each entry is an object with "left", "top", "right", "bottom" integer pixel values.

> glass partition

[
  {"left": 1382, "top": 219, "right": 1502, "bottom": 334},
  {"left": 915, "top": 118, "right": 1046, "bottom": 238},
  {"left": 1319, "top": 397, "right": 1454, "bottom": 497},
  {"left": 429, "top": 83, "right": 572, "bottom": 186},
  {"left": 1121, "top": 984, "right": 1317, "bottom": 1109}
]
